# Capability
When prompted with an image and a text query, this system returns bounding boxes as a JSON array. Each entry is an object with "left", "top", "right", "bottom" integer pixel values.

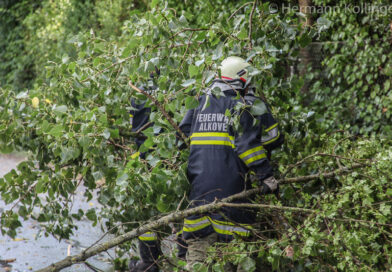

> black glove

[{"left": 260, "top": 176, "right": 279, "bottom": 198}]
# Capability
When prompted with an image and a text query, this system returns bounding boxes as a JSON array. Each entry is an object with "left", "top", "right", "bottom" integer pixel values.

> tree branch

[
  {"left": 227, "top": 2, "right": 253, "bottom": 21},
  {"left": 221, "top": 203, "right": 392, "bottom": 228},
  {"left": 248, "top": 0, "right": 257, "bottom": 50},
  {"left": 36, "top": 163, "right": 368, "bottom": 272}
]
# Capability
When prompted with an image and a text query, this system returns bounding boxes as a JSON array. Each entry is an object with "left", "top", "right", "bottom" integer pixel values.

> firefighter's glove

[{"left": 261, "top": 176, "right": 279, "bottom": 197}]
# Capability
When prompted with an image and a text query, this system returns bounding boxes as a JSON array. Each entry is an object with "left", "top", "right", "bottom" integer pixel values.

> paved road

[{"left": 0, "top": 154, "right": 114, "bottom": 272}]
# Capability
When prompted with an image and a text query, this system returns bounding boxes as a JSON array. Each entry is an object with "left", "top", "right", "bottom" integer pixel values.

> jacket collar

[
  {"left": 205, "top": 79, "right": 258, "bottom": 97},
  {"left": 205, "top": 79, "right": 245, "bottom": 95}
]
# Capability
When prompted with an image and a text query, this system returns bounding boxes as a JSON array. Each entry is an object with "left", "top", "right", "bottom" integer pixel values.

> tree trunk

[{"left": 298, "top": 0, "right": 314, "bottom": 97}]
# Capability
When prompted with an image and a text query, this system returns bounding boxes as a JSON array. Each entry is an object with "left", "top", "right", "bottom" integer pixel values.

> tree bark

[{"left": 36, "top": 163, "right": 366, "bottom": 272}]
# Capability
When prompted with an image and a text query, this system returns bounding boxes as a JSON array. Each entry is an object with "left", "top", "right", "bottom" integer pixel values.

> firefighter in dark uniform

[
  {"left": 128, "top": 80, "right": 160, "bottom": 272},
  {"left": 129, "top": 73, "right": 187, "bottom": 272},
  {"left": 179, "top": 56, "right": 283, "bottom": 271}
]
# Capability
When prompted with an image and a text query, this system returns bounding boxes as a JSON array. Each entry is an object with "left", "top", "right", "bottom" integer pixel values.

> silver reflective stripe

[
  {"left": 191, "top": 136, "right": 234, "bottom": 144},
  {"left": 261, "top": 127, "right": 279, "bottom": 143},
  {"left": 184, "top": 218, "right": 210, "bottom": 229},
  {"left": 241, "top": 149, "right": 266, "bottom": 162},
  {"left": 211, "top": 222, "right": 250, "bottom": 236},
  {"left": 139, "top": 232, "right": 156, "bottom": 238}
]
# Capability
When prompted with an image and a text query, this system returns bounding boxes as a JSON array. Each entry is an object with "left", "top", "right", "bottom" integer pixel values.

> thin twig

[
  {"left": 228, "top": 2, "right": 253, "bottom": 21},
  {"left": 81, "top": 55, "right": 134, "bottom": 83},
  {"left": 107, "top": 140, "right": 134, "bottom": 151},
  {"left": 248, "top": 0, "right": 257, "bottom": 50},
  {"left": 282, "top": 152, "right": 371, "bottom": 178},
  {"left": 84, "top": 261, "right": 104, "bottom": 272},
  {"left": 135, "top": 121, "right": 153, "bottom": 135},
  {"left": 221, "top": 203, "right": 392, "bottom": 227},
  {"left": 171, "top": 28, "right": 209, "bottom": 39},
  {"left": 179, "top": 31, "right": 195, "bottom": 70}
]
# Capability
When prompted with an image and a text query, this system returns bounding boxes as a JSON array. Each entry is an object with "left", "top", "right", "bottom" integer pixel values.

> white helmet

[{"left": 219, "top": 56, "right": 251, "bottom": 82}]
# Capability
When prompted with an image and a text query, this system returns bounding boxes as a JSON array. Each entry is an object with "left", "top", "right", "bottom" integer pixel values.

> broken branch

[{"left": 37, "top": 162, "right": 367, "bottom": 272}]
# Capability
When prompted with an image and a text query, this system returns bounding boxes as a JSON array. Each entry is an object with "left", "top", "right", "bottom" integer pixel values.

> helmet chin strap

[{"left": 241, "top": 79, "right": 253, "bottom": 96}]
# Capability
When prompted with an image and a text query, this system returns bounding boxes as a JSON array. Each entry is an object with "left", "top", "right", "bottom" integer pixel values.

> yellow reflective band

[
  {"left": 262, "top": 131, "right": 280, "bottom": 146},
  {"left": 129, "top": 114, "right": 134, "bottom": 117},
  {"left": 190, "top": 140, "right": 234, "bottom": 148},
  {"left": 210, "top": 219, "right": 251, "bottom": 237},
  {"left": 138, "top": 232, "right": 157, "bottom": 241},
  {"left": 265, "top": 123, "right": 278, "bottom": 132},
  {"left": 190, "top": 132, "right": 234, "bottom": 141},
  {"left": 183, "top": 216, "right": 211, "bottom": 233},
  {"left": 131, "top": 152, "right": 140, "bottom": 159},
  {"left": 183, "top": 222, "right": 211, "bottom": 232},
  {"left": 211, "top": 219, "right": 253, "bottom": 229},
  {"left": 184, "top": 216, "right": 209, "bottom": 224},
  {"left": 239, "top": 146, "right": 265, "bottom": 159},
  {"left": 244, "top": 153, "right": 267, "bottom": 165},
  {"left": 213, "top": 227, "right": 250, "bottom": 237},
  {"left": 183, "top": 217, "right": 252, "bottom": 237}
]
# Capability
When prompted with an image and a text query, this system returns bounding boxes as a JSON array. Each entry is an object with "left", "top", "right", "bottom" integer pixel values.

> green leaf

[
  {"left": 48, "top": 125, "right": 64, "bottom": 137},
  {"left": 195, "top": 59, "right": 205, "bottom": 67},
  {"left": 317, "top": 17, "right": 332, "bottom": 32},
  {"left": 185, "top": 96, "right": 198, "bottom": 110},
  {"left": 60, "top": 147, "right": 80, "bottom": 163},
  {"left": 35, "top": 179, "right": 46, "bottom": 194},
  {"left": 156, "top": 195, "right": 169, "bottom": 212},
  {"left": 237, "top": 28, "right": 247, "bottom": 40},
  {"left": 102, "top": 129, "right": 111, "bottom": 139},
  {"left": 384, "top": 80, "right": 390, "bottom": 91},
  {"left": 212, "top": 43, "right": 224, "bottom": 60},
  {"left": 239, "top": 257, "right": 256, "bottom": 272},
  {"left": 53, "top": 105, "right": 68, "bottom": 114},
  {"left": 250, "top": 99, "right": 267, "bottom": 116},
  {"left": 151, "top": 0, "right": 159, "bottom": 8},
  {"left": 121, "top": 39, "right": 138, "bottom": 58},
  {"left": 181, "top": 79, "right": 196, "bottom": 87},
  {"left": 86, "top": 209, "right": 97, "bottom": 222},
  {"left": 16, "top": 91, "right": 28, "bottom": 99},
  {"left": 78, "top": 136, "right": 90, "bottom": 149},
  {"left": 188, "top": 65, "right": 199, "bottom": 78}
]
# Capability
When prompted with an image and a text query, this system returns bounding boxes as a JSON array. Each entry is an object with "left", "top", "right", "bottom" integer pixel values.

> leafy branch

[
  {"left": 36, "top": 162, "right": 369, "bottom": 272},
  {"left": 128, "top": 81, "right": 189, "bottom": 147}
]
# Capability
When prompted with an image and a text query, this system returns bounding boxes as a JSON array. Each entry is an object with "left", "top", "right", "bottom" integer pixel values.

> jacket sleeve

[
  {"left": 234, "top": 100, "right": 276, "bottom": 181},
  {"left": 179, "top": 109, "right": 194, "bottom": 138},
  {"left": 260, "top": 105, "right": 284, "bottom": 152},
  {"left": 176, "top": 109, "right": 194, "bottom": 149}
]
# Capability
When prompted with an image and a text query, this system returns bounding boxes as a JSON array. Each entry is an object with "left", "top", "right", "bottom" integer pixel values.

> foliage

[
  {"left": 0, "top": 0, "right": 391, "bottom": 271},
  {"left": 0, "top": 0, "right": 145, "bottom": 90},
  {"left": 308, "top": 0, "right": 392, "bottom": 135}
]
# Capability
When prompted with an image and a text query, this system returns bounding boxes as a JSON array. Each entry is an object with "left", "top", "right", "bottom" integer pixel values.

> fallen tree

[{"left": 36, "top": 163, "right": 368, "bottom": 272}]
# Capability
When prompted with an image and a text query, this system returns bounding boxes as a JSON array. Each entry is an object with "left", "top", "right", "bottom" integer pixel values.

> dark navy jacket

[
  {"left": 179, "top": 79, "right": 283, "bottom": 240},
  {"left": 130, "top": 97, "right": 151, "bottom": 149}
]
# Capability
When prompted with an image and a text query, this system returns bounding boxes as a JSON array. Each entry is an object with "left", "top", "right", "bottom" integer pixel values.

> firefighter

[
  {"left": 178, "top": 56, "right": 283, "bottom": 271},
  {"left": 129, "top": 71, "right": 187, "bottom": 272},
  {"left": 128, "top": 80, "right": 161, "bottom": 272}
]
